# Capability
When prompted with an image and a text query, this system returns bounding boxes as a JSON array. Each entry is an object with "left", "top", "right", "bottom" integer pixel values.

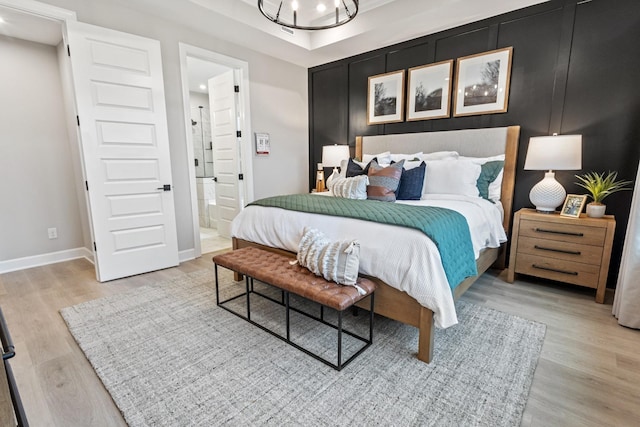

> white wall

[
  {"left": 0, "top": 35, "right": 84, "bottom": 260},
  {"left": 27, "top": 0, "right": 309, "bottom": 255}
]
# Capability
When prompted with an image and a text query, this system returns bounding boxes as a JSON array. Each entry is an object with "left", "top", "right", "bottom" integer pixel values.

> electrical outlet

[{"left": 48, "top": 227, "right": 58, "bottom": 239}]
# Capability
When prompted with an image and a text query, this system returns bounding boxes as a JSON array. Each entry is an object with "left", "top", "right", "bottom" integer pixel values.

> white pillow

[
  {"left": 390, "top": 152, "right": 423, "bottom": 162},
  {"left": 458, "top": 154, "right": 505, "bottom": 164},
  {"left": 362, "top": 151, "right": 391, "bottom": 164},
  {"left": 423, "top": 159, "right": 481, "bottom": 197},
  {"left": 339, "top": 159, "right": 349, "bottom": 178},
  {"left": 489, "top": 169, "right": 504, "bottom": 201},
  {"left": 400, "top": 159, "right": 424, "bottom": 170},
  {"left": 331, "top": 175, "right": 369, "bottom": 200},
  {"left": 459, "top": 154, "right": 506, "bottom": 201},
  {"left": 421, "top": 151, "right": 459, "bottom": 161}
]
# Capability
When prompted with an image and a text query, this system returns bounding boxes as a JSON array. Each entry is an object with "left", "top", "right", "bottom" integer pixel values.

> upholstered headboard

[{"left": 355, "top": 126, "right": 520, "bottom": 235}]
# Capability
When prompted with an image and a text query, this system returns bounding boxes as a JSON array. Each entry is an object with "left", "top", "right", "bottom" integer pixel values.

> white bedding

[{"left": 230, "top": 194, "right": 507, "bottom": 328}]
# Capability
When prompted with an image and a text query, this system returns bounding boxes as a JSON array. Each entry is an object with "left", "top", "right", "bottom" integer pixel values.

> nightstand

[{"left": 507, "top": 208, "right": 616, "bottom": 303}]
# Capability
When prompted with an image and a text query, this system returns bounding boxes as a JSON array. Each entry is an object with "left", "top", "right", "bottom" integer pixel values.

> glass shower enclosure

[{"left": 192, "top": 105, "right": 214, "bottom": 178}]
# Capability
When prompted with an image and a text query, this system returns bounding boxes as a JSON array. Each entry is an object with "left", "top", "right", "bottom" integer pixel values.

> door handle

[
  {"left": 156, "top": 184, "right": 171, "bottom": 191},
  {"left": 213, "top": 177, "right": 218, "bottom": 182}
]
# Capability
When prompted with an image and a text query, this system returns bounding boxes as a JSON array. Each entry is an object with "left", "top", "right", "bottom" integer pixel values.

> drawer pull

[
  {"left": 534, "top": 245, "right": 581, "bottom": 255},
  {"left": 534, "top": 227, "right": 584, "bottom": 237},
  {"left": 532, "top": 264, "right": 579, "bottom": 276}
]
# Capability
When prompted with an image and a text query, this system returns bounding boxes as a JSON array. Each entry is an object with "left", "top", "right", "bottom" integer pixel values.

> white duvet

[{"left": 231, "top": 194, "right": 507, "bottom": 328}]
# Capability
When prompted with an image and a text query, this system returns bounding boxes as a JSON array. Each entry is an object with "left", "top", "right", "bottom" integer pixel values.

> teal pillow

[{"left": 476, "top": 161, "right": 504, "bottom": 201}]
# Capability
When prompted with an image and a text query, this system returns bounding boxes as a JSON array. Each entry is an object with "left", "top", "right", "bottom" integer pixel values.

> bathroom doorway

[{"left": 179, "top": 44, "right": 254, "bottom": 256}]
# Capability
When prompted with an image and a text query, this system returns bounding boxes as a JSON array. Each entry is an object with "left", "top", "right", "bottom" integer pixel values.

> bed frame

[{"left": 233, "top": 125, "right": 520, "bottom": 363}]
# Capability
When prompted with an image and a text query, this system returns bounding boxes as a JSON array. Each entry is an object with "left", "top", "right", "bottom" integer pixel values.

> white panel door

[
  {"left": 209, "top": 71, "right": 241, "bottom": 238},
  {"left": 67, "top": 21, "right": 179, "bottom": 281}
]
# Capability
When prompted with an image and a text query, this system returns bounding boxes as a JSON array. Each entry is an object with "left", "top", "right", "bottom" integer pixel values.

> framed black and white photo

[
  {"left": 367, "top": 70, "right": 405, "bottom": 125},
  {"left": 453, "top": 47, "right": 513, "bottom": 117},
  {"left": 560, "top": 194, "right": 587, "bottom": 218},
  {"left": 407, "top": 60, "right": 453, "bottom": 121}
]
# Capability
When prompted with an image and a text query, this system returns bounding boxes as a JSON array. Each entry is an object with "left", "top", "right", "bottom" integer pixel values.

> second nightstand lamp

[
  {"left": 524, "top": 134, "right": 582, "bottom": 212},
  {"left": 322, "top": 144, "right": 350, "bottom": 189}
]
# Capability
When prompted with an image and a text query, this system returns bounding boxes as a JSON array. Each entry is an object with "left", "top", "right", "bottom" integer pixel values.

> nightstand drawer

[
  {"left": 519, "top": 219, "right": 606, "bottom": 246},
  {"left": 515, "top": 253, "right": 599, "bottom": 288},
  {"left": 517, "top": 236, "right": 604, "bottom": 265}
]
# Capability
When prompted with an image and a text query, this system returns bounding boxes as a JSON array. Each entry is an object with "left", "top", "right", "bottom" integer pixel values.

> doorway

[{"left": 179, "top": 43, "right": 254, "bottom": 257}]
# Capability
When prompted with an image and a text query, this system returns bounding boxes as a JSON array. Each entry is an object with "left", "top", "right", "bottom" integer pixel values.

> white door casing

[
  {"left": 209, "top": 70, "right": 242, "bottom": 239},
  {"left": 66, "top": 20, "right": 179, "bottom": 281}
]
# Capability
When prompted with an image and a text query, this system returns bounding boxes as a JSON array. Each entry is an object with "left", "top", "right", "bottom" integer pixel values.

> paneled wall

[{"left": 308, "top": 0, "right": 640, "bottom": 286}]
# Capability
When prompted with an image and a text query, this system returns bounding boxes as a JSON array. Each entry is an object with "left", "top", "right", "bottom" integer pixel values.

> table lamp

[
  {"left": 524, "top": 134, "right": 582, "bottom": 212},
  {"left": 322, "top": 144, "right": 350, "bottom": 189}
]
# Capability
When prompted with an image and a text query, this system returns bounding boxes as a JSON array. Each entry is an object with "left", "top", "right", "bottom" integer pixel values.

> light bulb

[
  {"left": 291, "top": 1, "right": 298, "bottom": 11},
  {"left": 317, "top": 3, "right": 326, "bottom": 12}
]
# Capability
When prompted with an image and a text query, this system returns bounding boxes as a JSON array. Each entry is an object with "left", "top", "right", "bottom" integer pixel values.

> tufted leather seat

[{"left": 213, "top": 247, "right": 375, "bottom": 311}]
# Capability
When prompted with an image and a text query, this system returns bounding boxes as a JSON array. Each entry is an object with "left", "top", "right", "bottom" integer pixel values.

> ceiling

[{"left": 0, "top": 0, "right": 550, "bottom": 69}]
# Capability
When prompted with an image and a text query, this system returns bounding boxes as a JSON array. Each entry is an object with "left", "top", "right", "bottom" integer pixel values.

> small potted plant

[{"left": 574, "top": 171, "right": 632, "bottom": 217}]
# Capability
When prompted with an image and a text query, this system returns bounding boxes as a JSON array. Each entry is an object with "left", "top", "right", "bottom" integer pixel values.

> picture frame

[
  {"left": 453, "top": 47, "right": 513, "bottom": 117},
  {"left": 406, "top": 60, "right": 453, "bottom": 121},
  {"left": 560, "top": 194, "right": 587, "bottom": 218},
  {"left": 367, "top": 70, "right": 405, "bottom": 125}
]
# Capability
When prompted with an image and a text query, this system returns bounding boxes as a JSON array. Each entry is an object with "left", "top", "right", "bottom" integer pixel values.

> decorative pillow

[
  {"left": 362, "top": 151, "right": 391, "bottom": 164},
  {"left": 297, "top": 227, "right": 361, "bottom": 288},
  {"left": 421, "top": 151, "right": 459, "bottom": 161},
  {"left": 459, "top": 154, "right": 506, "bottom": 201},
  {"left": 331, "top": 175, "right": 369, "bottom": 199},
  {"left": 423, "top": 159, "right": 481, "bottom": 197},
  {"left": 367, "top": 159, "right": 404, "bottom": 202},
  {"left": 391, "top": 160, "right": 426, "bottom": 200},
  {"left": 476, "top": 160, "right": 505, "bottom": 201},
  {"left": 345, "top": 157, "right": 375, "bottom": 177},
  {"left": 389, "top": 152, "right": 423, "bottom": 162}
]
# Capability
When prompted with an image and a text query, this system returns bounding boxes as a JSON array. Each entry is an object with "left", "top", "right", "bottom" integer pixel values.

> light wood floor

[{"left": 0, "top": 257, "right": 638, "bottom": 426}]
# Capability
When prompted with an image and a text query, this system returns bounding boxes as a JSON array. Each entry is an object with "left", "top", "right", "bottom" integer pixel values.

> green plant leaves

[{"left": 574, "top": 171, "right": 632, "bottom": 203}]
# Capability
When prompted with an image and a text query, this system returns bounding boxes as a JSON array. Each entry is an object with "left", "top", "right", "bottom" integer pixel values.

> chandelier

[{"left": 258, "top": 1, "right": 359, "bottom": 31}]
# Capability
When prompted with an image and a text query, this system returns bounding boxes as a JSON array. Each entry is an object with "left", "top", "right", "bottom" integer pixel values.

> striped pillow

[
  {"left": 331, "top": 175, "right": 369, "bottom": 199},
  {"left": 367, "top": 159, "right": 404, "bottom": 202}
]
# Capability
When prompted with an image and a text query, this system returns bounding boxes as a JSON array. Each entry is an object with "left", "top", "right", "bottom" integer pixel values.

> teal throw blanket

[{"left": 249, "top": 194, "right": 477, "bottom": 289}]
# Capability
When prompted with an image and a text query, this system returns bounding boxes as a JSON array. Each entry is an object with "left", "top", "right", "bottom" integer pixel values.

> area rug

[{"left": 61, "top": 269, "right": 545, "bottom": 426}]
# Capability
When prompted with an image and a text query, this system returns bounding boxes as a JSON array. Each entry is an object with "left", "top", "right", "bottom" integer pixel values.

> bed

[{"left": 231, "top": 126, "right": 520, "bottom": 363}]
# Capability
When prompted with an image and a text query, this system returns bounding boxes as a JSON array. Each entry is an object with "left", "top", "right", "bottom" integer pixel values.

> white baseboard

[
  {"left": 0, "top": 247, "right": 94, "bottom": 275},
  {"left": 179, "top": 248, "right": 196, "bottom": 263}
]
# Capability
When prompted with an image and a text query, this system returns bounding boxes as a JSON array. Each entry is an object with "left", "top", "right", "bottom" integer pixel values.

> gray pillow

[{"left": 297, "top": 227, "right": 360, "bottom": 288}]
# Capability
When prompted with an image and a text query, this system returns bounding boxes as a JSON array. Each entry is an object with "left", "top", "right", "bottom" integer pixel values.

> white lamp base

[
  {"left": 325, "top": 168, "right": 339, "bottom": 190},
  {"left": 529, "top": 171, "right": 566, "bottom": 212}
]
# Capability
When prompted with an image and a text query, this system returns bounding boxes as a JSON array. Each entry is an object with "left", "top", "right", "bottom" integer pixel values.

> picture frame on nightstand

[{"left": 560, "top": 194, "right": 587, "bottom": 218}]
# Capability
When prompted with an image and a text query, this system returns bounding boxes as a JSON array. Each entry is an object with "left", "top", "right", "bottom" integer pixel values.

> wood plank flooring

[{"left": 0, "top": 256, "right": 638, "bottom": 426}]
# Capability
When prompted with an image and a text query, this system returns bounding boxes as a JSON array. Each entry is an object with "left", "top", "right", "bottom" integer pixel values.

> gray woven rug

[{"left": 61, "top": 269, "right": 545, "bottom": 426}]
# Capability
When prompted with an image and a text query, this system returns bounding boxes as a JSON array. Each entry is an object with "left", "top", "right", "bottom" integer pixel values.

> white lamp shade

[
  {"left": 322, "top": 144, "right": 350, "bottom": 168},
  {"left": 524, "top": 134, "right": 582, "bottom": 170}
]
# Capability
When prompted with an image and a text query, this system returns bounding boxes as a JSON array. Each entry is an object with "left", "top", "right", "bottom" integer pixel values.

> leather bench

[{"left": 213, "top": 247, "right": 375, "bottom": 370}]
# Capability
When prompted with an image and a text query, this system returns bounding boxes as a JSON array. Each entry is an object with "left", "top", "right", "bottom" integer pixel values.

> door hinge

[
  {"left": 85, "top": 181, "right": 88, "bottom": 191},
  {"left": 234, "top": 85, "right": 239, "bottom": 93},
  {"left": 77, "top": 116, "right": 80, "bottom": 126},
  {"left": 236, "top": 131, "right": 241, "bottom": 138},
  {"left": 93, "top": 242, "right": 97, "bottom": 252},
  {"left": 67, "top": 45, "right": 70, "bottom": 57},
  {"left": 238, "top": 173, "right": 244, "bottom": 180}
]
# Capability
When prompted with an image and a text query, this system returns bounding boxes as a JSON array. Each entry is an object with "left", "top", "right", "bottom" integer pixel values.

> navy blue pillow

[
  {"left": 346, "top": 157, "right": 376, "bottom": 177},
  {"left": 394, "top": 161, "right": 426, "bottom": 200}
]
